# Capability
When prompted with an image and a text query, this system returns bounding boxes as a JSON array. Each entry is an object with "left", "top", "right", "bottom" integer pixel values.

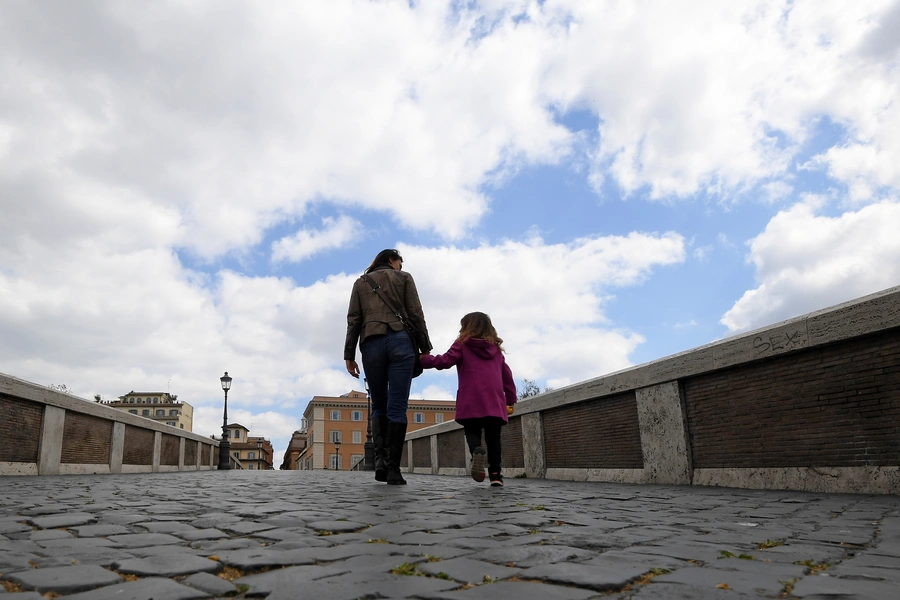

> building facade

[
  {"left": 104, "top": 391, "right": 193, "bottom": 431},
  {"left": 295, "top": 390, "right": 456, "bottom": 470},
  {"left": 280, "top": 430, "right": 308, "bottom": 470},
  {"left": 220, "top": 423, "right": 274, "bottom": 470}
]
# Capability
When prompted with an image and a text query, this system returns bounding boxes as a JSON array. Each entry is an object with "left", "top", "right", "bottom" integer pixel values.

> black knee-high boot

[
  {"left": 371, "top": 416, "right": 388, "bottom": 482},
  {"left": 386, "top": 421, "right": 408, "bottom": 485}
]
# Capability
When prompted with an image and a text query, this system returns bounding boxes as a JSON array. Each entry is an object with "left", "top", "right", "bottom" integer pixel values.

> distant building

[
  {"left": 218, "top": 423, "right": 274, "bottom": 470},
  {"left": 104, "top": 391, "right": 193, "bottom": 431},
  {"left": 295, "top": 390, "right": 455, "bottom": 470},
  {"left": 280, "top": 430, "right": 308, "bottom": 470}
]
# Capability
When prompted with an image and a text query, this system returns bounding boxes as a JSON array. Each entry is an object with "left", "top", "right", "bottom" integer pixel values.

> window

[
  {"left": 414, "top": 413, "right": 425, "bottom": 423},
  {"left": 330, "top": 454, "right": 342, "bottom": 469},
  {"left": 156, "top": 409, "right": 165, "bottom": 416},
  {"left": 166, "top": 421, "right": 176, "bottom": 426},
  {"left": 233, "top": 451, "right": 239, "bottom": 458},
  {"left": 142, "top": 409, "right": 150, "bottom": 416},
  {"left": 180, "top": 424, "right": 184, "bottom": 429},
  {"left": 232, "top": 429, "right": 240, "bottom": 440},
  {"left": 152, "top": 397, "right": 158, "bottom": 404},
  {"left": 249, "top": 464, "right": 254, "bottom": 470},
  {"left": 330, "top": 430, "right": 342, "bottom": 443},
  {"left": 330, "top": 409, "right": 341, "bottom": 420},
  {"left": 248, "top": 451, "right": 256, "bottom": 459},
  {"left": 351, "top": 411, "right": 362, "bottom": 421},
  {"left": 169, "top": 409, "right": 178, "bottom": 416},
  {"left": 435, "top": 413, "right": 444, "bottom": 423},
  {"left": 129, "top": 399, "right": 135, "bottom": 404},
  {"left": 352, "top": 431, "right": 361, "bottom": 444},
  {"left": 128, "top": 409, "right": 138, "bottom": 415}
]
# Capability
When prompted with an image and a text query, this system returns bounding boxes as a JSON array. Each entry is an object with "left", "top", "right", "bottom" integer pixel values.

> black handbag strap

[{"left": 361, "top": 274, "right": 418, "bottom": 333}]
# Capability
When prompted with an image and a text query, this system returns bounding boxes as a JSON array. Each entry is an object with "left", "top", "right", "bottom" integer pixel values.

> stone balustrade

[
  {"left": 0, "top": 374, "right": 220, "bottom": 475},
  {"left": 405, "top": 285, "right": 900, "bottom": 495}
]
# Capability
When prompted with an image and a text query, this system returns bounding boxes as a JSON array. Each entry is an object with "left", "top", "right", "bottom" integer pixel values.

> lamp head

[{"left": 220, "top": 372, "right": 232, "bottom": 391}]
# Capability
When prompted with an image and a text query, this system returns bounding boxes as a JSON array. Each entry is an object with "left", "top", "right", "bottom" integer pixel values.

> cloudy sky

[{"left": 2, "top": 0, "right": 899, "bottom": 465}]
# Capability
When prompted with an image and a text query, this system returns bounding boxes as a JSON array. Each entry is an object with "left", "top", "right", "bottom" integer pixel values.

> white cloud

[
  {"left": 544, "top": 0, "right": 899, "bottom": 202},
  {"left": 2, "top": 1, "right": 898, "bottom": 264},
  {"left": 405, "top": 232, "right": 685, "bottom": 383},
  {"left": 0, "top": 230, "right": 684, "bottom": 446},
  {"left": 271, "top": 215, "right": 362, "bottom": 264},
  {"left": 721, "top": 198, "right": 900, "bottom": 332},
  {"left": 693, "top": 245, "right": 713, "bottom": 261}
]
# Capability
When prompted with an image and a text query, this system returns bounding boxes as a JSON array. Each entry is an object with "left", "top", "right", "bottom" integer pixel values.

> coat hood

[{"left": 463, "top": 337, "right": 500, "bottom": 360}]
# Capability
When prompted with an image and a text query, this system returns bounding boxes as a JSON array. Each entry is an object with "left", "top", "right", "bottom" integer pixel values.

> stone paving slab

[
  {"left": 0, "top": 470, "right": 898, "bottom": 599},
  {"left": 60, "top": 576, "right": 211, "bottom": 600},
  {"left": 418, "top": 556, "right": 521, "bottom": 583},
  {"left": 4, "top": 564, "right": 123, "bottom": 595},
  {"left": 521, "top": 559, "right": 651, "bottom": 591},
  {"left": 651, "top": 558, "right": 808, "bottom": 596},
  {"left": 181, "top": 571, "right": 238, "bottom": 597},
  {"left": 112, "top": 553, "right": 222, "bottom": 577}
]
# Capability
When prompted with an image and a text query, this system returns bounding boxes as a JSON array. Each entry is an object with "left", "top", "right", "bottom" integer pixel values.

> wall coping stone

[{"left": 515, "top": 284, "right": 900, "bottom": 414}]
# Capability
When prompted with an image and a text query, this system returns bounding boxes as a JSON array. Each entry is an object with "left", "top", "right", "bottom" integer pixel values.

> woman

[{"left": 344, "top": 249, "right": 432, "bottom": 485}]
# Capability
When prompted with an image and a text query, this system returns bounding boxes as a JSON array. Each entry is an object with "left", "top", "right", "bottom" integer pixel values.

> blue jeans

[{"left": 361, "top": 328, "right": 415, "bottom": 423}]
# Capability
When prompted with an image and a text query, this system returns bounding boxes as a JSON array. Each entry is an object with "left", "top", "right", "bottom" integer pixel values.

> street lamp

[
  {"left": 218, "top": 372, "right": 232, "bottom": 470},
  {"left": 334, "top": 438, "right": 342, "bottom": 471},
  {"left": 363, "top": 378, "right": 374, "bottom": 470}
]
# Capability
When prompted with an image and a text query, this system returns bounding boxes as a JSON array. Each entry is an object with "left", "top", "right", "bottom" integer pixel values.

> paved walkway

[{"left": 0, "top": 471, "right": 898, "bottom": 599}]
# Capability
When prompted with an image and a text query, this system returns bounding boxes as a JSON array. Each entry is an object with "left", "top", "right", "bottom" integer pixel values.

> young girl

[{"left": 419, "top": 312, "right": 517, "bottom": 486}]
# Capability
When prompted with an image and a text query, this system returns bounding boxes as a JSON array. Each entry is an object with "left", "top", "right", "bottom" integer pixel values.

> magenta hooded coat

[{"left": 420, "top": 338, "right": 517, "bottom": 422}]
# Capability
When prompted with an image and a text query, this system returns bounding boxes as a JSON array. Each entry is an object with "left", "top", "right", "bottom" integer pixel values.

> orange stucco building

[{"left": 295, "top": 390, "right": 455, "bottom": 470}]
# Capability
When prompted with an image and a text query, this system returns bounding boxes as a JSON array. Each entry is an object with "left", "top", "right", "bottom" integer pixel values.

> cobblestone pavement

[{"left": 1, "top": 471, "right": 899, "bottom": 600}]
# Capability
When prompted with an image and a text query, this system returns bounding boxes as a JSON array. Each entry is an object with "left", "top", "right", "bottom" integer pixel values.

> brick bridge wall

[
  {"left": 406, "top": 285, "right": 900, "bottom": 494},
  {"left": 0, "top": 374, "right": 219, "bottom": 475}
]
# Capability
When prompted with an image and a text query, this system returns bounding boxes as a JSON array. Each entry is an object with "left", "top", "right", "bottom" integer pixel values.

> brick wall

[
  {"left": 123, "top": 426, "right": 154, "bottom": 465},
  {"left": 160, "top": 433, "right": 180, "bottom": 466},
  {"left": 437, "top": 429, "right": 465, "bottom": 468},
  {"left": 0, "top": 394, "right": 42, "bottom": 463},
  {"left": 184, "top": 439, "right": 198, "bottom": 466},
  {"left": 543, "top": 392, "right": 643, "bottom": 469},
  {"left": 61, "top": 413, "right": 112, "bottom": 464},
  {"left": 0, "top": 373, "right": 218, "bottom": 475},
  {"left": 683, "top": 327, "right": 900, "bottom": 469},
  {"left": 401, "top": 286, "right": 900, "bottom": 493},
  {"left": 412, "top": 436, "right": 431, "bottom": 468},
  {"left": 502, "top": 417, "right": 524, "bottom": 469}
]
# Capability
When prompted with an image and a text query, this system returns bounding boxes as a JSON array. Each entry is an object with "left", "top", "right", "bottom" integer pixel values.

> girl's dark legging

[{"left": 459, "top": 416, "right": 504, "bottom": 474}]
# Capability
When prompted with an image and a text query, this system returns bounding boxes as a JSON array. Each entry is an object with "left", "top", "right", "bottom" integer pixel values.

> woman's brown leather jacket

[{"left": 344, "top": 265, "right": 432, "bottom": 361}]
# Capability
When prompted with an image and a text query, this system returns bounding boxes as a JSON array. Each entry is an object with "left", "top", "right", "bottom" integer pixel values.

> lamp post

[
  {"left": 257, "top": 438, "right": 263, "bottom": 470},
  {"left": 218, "top": 372, "right": 232, "bottom": 470},
  {"left": 334, "top": 438, "right": 342, "bottom": 471},
  {"left": 363, "top": 377, "right": 374, "bottom": 470}
]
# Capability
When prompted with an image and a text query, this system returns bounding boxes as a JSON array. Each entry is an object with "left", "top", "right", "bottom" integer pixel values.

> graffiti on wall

[{"left": 752, "top": 330, "right": 806, "bottom": 356}]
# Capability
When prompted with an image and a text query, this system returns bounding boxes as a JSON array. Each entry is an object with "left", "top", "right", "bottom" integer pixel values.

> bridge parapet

[
  {"left": 0, "top": 374, "right": 220, "bottom": 475},
  {"left": 406, "top": 285, "right": 900, "bottom": 494}
]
